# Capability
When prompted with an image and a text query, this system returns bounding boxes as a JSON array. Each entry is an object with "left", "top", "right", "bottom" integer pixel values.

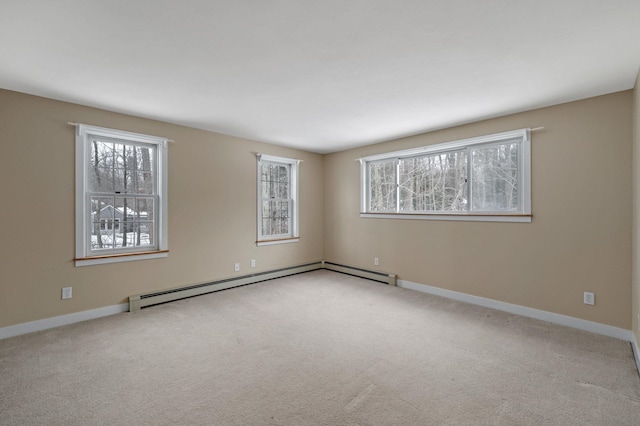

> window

[
  {"left": 359, "top": 129, "right": 531, "bottom": 222},
  {"left": 75, "top": 124, "right": 168, "bottom": 266},
  {"left": 256, "top": 154, "right": 300, "bottom": 245}
]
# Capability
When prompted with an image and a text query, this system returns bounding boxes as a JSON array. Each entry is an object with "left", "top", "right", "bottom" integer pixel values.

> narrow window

[{"left": 256, "top": 154, "right": 300, "bottom": 245}]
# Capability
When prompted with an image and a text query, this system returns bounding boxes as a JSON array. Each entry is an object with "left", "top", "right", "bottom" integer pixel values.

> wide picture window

[
  {"left": 75, "top": 124, "right": 168, "bottom": 266},
  {"left": 359, "top": 129, "right": 531, "bottom": 222}
]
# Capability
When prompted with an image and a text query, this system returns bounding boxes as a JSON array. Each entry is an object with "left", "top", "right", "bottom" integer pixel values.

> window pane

[
  {"left": 278, "top": 182, "right": 289, "bottom": 199},
  {"left": 91, "top": 167, "right": 114, "bottom": 193},
  {"left": 134, "top": 171, "right": 154, "bottom": 194},
  {"left": 136, "top": 146, "right": 154, "bottom": 172},
  {"left": 94, "top": 228, "right": 115, "bottom": 249},
  {"left": 277, "top": 165, "right": 289, "bottom": 182},
  {"left": 112, "top": 166, "right": 127, "bottom": 193},
  {"left": 90, "top": 140, "right": 113, "bottom": 168},
  {"left": 282, "top": 217, "right": 290, "bottom": 234},
  {"left": 280, "top": 201, "right": 290, "bottom": 218},
  {"left": 262, "top": 218, "right": 272, "bottom": 235},
  {"left": 90, "top": 141, "right": 156, "bottom": 195},
  {"left": 261, "top": 199, "right": 290, "bottom": 236},
  {"left": 261, "top": 163, "right": 290, "bottom": 200},
  {"left": 368, "top": 160, "right": 396, "bottom": 212},
  {"left": 113, "top": 143, "right": 126, "bottom": 170},
  {"left": 134, "top": 221, "right": 153, "bottom": 247},
  {"left": 399, "top": 151, "right": 467, "bottom": 212},
  {"left": 471, "top": 142, "right": 520, "bottom": 211},
  {"left": 122, "top": 144, "right": 137, "bottom": 170}
]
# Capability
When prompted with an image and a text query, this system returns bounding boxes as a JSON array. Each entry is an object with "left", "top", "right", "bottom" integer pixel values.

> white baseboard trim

[
  {"left": 398, "top": 280, "right": 634, "bottom": 342},
  {"left": 0, "top": 303, "right": 129, "bottom": 340}
]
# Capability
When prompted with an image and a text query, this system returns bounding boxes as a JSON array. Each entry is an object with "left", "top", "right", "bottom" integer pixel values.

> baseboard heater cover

[
  {"left": 322, "top": 261, "right": 397, "bottom": 286},
  {"left": 129, "top": 261, "right": 396, "bottom": 312}
]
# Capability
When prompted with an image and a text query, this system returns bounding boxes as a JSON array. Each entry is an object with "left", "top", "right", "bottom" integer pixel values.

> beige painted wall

[
  {"left": 633, "top": 70, "right": 640, "bottom": 343},
  {"left": 324, "top": 91, "right": 632, "bottom": 329},
  {"left": 0, "top": 89, "right": 324, "bottom": 328},
  {"left": 1, "top": 88, "right": 634, "bottom": 332}
]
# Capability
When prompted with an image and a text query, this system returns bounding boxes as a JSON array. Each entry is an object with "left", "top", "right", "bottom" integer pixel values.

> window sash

[
  {"left": 399, "top": 149, "right": 468, "bottom": 213},
  {"left": 367, "top": 159, "right": 397, "bottom": 212},
  {"left": 87, "top": 193, "right": 158, "bottom": 254}
]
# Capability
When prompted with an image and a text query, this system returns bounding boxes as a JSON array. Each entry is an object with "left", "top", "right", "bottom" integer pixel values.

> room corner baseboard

[
  {"left": 129, "top": 261, "right": 394, "bottom": 312},
  {"left": 130, "top": 261, "right": 324, "bottom": 311},
  {"left": 0, "top": 304, "right": 129, "bottom": 340},
  {"left": 632, "top": 336, "right": 640, "bottom": 378},
  {"left": 322, "top": 261, "right": 397, "bottom": 286},
  {"left": 397, "top": 280, "right": 634, "bottom": 342}
]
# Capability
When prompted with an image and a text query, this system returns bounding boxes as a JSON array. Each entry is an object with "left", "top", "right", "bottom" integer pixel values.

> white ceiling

[{"left": 1, "top": 1, "right": 640, "bottom": 153}]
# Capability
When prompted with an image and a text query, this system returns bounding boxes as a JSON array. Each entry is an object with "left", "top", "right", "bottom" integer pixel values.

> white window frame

[
  {"left": 358, "top": 129, "right": 531, "bottom": 223},
  {"left": 256, "top": 154, "right": 300, "bottom": 246},
  {"left": 75, "top": 124, "right": 169, "bottom": 266}
]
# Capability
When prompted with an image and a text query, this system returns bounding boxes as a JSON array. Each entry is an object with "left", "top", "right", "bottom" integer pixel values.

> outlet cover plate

[
  {"left": 583, "top": 292, "right": 595, "bottom": 305},
  {"left": 62, "top": 287, "right": 72, "bottom": 300}
]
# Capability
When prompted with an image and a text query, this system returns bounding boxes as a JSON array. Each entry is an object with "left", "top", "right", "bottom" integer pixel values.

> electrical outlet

[
  {"left": 637, "top": 313, "right": 640, "bottom": 330},
  {"left": 62, "top": 287, "right": 72, "bottom": 300},
  {"left": 250, "top": 259, "right": 256, "bottom": 268},
  {"left": 234, "top": 262, "right": 240, "bottom": 272},
  {"left": 583, "top": 292, "right": 595, "bottom": 306},
  {"left": 374, "top": 257, "right": 379, "bottom": 266}
]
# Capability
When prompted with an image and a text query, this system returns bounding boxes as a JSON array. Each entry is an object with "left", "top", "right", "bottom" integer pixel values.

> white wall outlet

[
  {"left": 637, "top": 313, "right": 640, "bottom": 330},
  {"left": 62, "top": 287, "right": 72, "bottom": 300},
  {"left": 583, "top": 292, "right": 595, "bottom": 306},
  {"left": 250, "top": 259, "right": 256, "bottom": 268},
  {"left": 234, "top": 262, "right": 240, "bottom": 272},
  {"left": 374, "top": 257, "right": 379, "bottom": 266}
]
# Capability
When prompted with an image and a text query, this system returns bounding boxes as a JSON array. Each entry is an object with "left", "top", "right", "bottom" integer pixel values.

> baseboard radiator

[
  {"left": 129, "top": 261, "right": 396, "bottom": 312},
  {"left": 322, "top": 261, "right": 397, "bottom": 286}
]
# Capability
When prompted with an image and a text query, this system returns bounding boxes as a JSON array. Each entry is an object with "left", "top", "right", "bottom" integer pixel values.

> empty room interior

[{"left": 2, "top": 1, "right": 640, "bottom": 424}]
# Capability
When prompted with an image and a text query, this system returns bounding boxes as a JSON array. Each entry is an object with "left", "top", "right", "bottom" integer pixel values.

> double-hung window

[
  {"left": 75, "top": 124, "right": 168, "bottom": 266},
  {"left": 256, "top": 154, "right": 300, "bottom": 245},
  {"left": 359, "top": 129, "right": 531, "bottom": 222}
]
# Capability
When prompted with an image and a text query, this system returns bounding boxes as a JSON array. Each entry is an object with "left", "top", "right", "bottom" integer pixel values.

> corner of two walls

[
  {"left": 324, "top": 91, "right": 634, "bottom": 330},
  {"left": 633, "top": 69, "right": 640, "bottom": 345},
  {"left": 0, "top": 89, "right": 324, "bottom": 329},
  {"left": 1, "top": 87, "right": 636, "bottom": 335}
]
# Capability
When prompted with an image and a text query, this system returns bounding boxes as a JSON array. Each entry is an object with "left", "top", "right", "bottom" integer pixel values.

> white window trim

[
  {"left": 256, "top": 153, "right": 301, "bottom": 246},
  {"left": 75, "top": 124, "right": 169, "bottom": 266},
  {"left": 358, "top": 129, "right": 531, "bottom": 223}
]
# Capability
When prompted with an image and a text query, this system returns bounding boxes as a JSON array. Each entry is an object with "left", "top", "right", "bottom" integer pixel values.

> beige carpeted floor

[{"left": 1, "top": 270, "right": 639, "bottom": 425}]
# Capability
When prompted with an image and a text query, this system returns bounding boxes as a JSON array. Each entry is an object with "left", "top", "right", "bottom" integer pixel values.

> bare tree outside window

[
  {"left": 471, "top": 142, "right": 519, "bottom": 211},
  {"left": 399, "top": 151, "right": 467, "bottom": 212},
  {"left": 89, "top": 139, "right": 156, "bottom": 251},
  {"left": 360, "top": 129, "right": 529, "bottom": 220},
  {"left": 260, "top": 162, "right": 291, "bottom": 237},
  {"left": 368, "top": 160, "right": 396, "bottom": 212}
]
